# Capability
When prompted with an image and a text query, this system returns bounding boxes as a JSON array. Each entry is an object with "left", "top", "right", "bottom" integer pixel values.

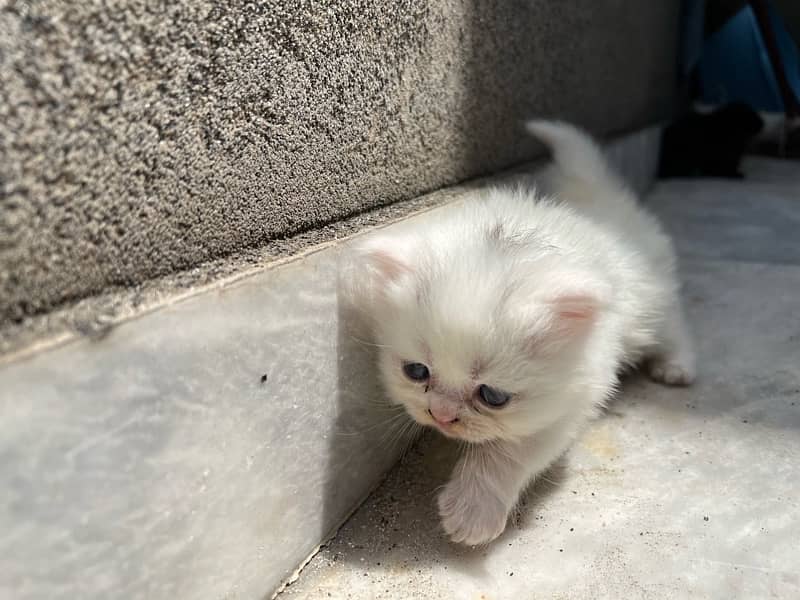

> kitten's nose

[
  {"left": 428, "top": 396, "right": 460, "bottom": 426},
  {"left": 427, "top": 407, "right": 459, "bottom": 426}
]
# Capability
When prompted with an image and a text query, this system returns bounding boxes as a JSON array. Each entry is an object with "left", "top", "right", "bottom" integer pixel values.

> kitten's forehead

[
  {"left": 424, "top": 328, "right": 484, "bottom": 378},
  {"left": 419, "top": 306, "right": 524, "bottom": 382},
  {"left": 421, "top": 256, "right": 514, "bottom": 315},
  {"left": 382, "top": 240, "right": 537, "bottom": 375}
]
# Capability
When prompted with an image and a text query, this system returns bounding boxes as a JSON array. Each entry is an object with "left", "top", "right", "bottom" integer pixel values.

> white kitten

[{"left": 340, "top": 120, "right": 695, "bottom": 545}]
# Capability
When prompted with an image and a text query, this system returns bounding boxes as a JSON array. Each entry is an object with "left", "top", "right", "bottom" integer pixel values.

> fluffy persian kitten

[{"left": 341, "top": 121, "right": 695, "bottom": 545}]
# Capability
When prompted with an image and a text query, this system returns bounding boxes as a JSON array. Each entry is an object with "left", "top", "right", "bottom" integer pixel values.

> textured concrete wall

[{"left": 0, "top": 1, "right": 681, "bottom": 325}]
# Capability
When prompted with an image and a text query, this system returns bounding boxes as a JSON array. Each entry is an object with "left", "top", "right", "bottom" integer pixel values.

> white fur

[{"left": 340, "top": 120, "right": 695, "bottom": 545}]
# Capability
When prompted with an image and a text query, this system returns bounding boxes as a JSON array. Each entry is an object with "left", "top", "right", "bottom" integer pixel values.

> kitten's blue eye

[
  {"left": 403, "top": 362, "right": 430, "bottom": 381},
  {"left": 478, "top": 384, "right": 511, "bottom": 408}
]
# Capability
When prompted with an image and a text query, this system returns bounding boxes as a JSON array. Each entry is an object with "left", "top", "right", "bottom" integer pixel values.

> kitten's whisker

[
  {"left": 536, "top": 474, "right": 561, "bottom": 487},
  {"left": 347, "top": 334, "right": 394, "bottom": 350},
  {"left": 360, "top": 398, "right": 405, "bottom": 410},
  {"left": 397, "top": 422, "right": 422, "bottom": 461},
  {"left": 337, "top": 411, "right": 409, "bottom": 437},
  {"left": 485, "top": 439, "right": 525, "bottom": 467},
  {"left": 460, "top": 443, "right": 474, "bottom": 479},
  {"left": 378, "top": 414, "right": 415, "bottom": 450},
  {"left": 431, "top": 483, "right": 449, "bottom": 497},
  {"left": 386, "top": 419, "right": 418, "bottom": 456}
]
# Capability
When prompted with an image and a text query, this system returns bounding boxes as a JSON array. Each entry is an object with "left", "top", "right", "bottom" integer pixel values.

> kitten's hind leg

[{"left": 647, "top": 301, "right": 696, "bottom": 386}]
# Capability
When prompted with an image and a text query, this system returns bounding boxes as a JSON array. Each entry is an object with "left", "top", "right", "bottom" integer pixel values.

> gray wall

[{"left": 0, "top": 1, "right": 681, "bottom": 326}]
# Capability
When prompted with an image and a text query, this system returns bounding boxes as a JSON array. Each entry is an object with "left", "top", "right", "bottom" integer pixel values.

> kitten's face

[
  {"left": 378, "top": 341, "right": 526, "bottom": 443},
  {"left": 345, "top": 222, "right": 609, "bottom": 444},
  {"left": 375, "top": 297, "right": 584, "bottom": 443},
  {"left": 350, "top": 239, "right": 606, "bottom": 444}
]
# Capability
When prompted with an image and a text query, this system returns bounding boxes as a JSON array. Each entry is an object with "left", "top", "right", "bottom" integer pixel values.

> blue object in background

[
  {"left": 679, "top": 0, "right": 707, "bottom": 81},
  {"left": 697, "top": 2, "right": 800, "bottom": 112}
]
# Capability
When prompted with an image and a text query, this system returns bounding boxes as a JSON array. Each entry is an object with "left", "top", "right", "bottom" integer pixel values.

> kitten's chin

[
  {"left": 429, "top": 421, "right": 463, "bottom": 440},
  {"left": 438, "top": 427, "right": 500, "bottom": 444},
  {"left": 410, "top": 411, "right": 496, "bottom": 443}
]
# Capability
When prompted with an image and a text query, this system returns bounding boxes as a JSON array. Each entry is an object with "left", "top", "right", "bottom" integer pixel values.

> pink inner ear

[
  {"left": 543, "top": 290, "right": 605, "bottom": 344},
  {"left": 554, "top": 294, "right": 598, "bottom": 321},
  {"left": 369, "top": 249, "right": 409, "bottom": 282},
  {"left": 520, "top": 271, "right": 609, "bottom": 354}
]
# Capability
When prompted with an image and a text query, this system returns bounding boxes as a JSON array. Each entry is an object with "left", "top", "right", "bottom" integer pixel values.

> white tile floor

[{"left": 282, "top": 157, "right": 800, "bottom": 599}]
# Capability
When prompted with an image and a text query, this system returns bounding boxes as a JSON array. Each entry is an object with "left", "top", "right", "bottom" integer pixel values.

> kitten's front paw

[
  {"left": 437, "top": 478, "right": 509, "bottom": 545},
  {"left": 648, "top": 357, "right": 695, "bottom": 386}
]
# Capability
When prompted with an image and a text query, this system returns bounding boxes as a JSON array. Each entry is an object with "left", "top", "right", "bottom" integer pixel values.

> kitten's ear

[
  {"left": 353, "top": 235, "right": 415, "bottom": 286},
  {"left": 516, "top": 270, "right": 611, "bottom": 350},
  {"left": 359, "top": 244, "right": 411, "bottom": 284},
  {"left": 544, "top": 272, "right": 611, "bottom": 335},
  {"left": 339, "top": 234, "right": 418, "bottom": 314}
]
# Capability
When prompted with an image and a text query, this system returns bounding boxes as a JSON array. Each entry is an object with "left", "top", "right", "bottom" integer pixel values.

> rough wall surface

[{"left": 0, "top": 1, "right": 681, "bottom": 324}]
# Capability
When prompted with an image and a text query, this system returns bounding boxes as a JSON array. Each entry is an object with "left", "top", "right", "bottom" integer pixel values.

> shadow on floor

[{"left": 317, "top": 428, "right": 568, "bottom": 580}]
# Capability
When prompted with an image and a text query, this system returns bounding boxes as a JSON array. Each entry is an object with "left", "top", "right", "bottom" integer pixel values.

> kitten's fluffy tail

[{"left": 525, "top": 120, "right": 623, "bottom": 191}]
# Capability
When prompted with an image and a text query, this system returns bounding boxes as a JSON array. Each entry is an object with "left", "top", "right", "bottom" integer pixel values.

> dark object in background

[{"left": 659, "top": 102, "right": 764, "bottom": 178}]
